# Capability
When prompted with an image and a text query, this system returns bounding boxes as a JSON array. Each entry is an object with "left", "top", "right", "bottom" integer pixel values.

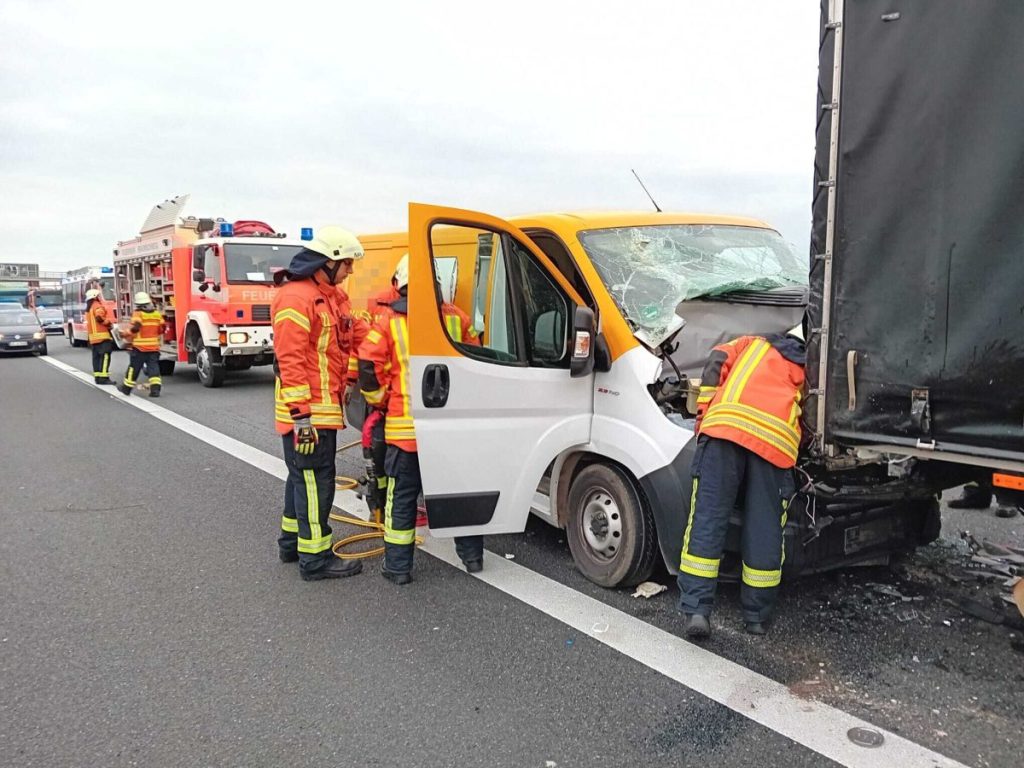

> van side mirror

[{"left": 570, "top": 305, "right": 597, "bottom": 378}]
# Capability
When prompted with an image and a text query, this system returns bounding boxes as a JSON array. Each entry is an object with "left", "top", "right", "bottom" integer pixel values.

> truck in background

[
  {"left": 804, "top": 1, "right": 1024, "bottom": 514},
  {"left": 112, "top": 195, "right": 307, "bottom": 387}
]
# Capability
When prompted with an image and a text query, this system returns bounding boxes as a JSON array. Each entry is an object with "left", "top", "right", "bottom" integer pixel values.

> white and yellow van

[{"left": 397, "top": 203, "right": 939, "bottom": 588}]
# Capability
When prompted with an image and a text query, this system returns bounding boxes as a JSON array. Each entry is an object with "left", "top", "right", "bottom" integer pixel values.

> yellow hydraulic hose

[{"left": 329, "top": 438, "right": 423, "bottom": 560}]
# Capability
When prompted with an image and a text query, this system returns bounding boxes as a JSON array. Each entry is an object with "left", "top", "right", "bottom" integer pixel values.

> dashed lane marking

[{"left": 39, "top": 355, "right": 968, "bottom": 768}]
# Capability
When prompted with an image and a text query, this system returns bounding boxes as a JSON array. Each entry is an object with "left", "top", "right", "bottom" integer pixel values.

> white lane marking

[
  {"left": 38, "top": 356, "right": 366, "bottom": 513},
  {"left": 40, "top": 355, "right": 967, "bottom": 768}
]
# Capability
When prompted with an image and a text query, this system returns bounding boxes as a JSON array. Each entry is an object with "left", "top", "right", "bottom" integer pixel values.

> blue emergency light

[
  {"left": 219, "top": 222, "right": 234, "bottom": 237},
  {"left": 301, "top": 227, "right": 313, "bottom": 241}
]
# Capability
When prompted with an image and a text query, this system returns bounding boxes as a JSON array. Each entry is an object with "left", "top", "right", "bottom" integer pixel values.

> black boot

[
  {"left": 118, "top": 382, "right": 132, "bottom": 396},
  {"left": 381, "top": 564, "right": 413, "bottom": 585},
  {"left": 744, "top": 621, "right": 770, "bottom": 636},
  {"left": 96, "top": 378, "right": 115, "bottom": 386},
  {"left": 948, "top": 484, "right": 992, "bottom": 509},
  {"left": 300, "top": 556, "right": 363, "bottom": 581},
  {"left": 682, "top": 614, "right": 711, "bottom": 640},
  {"left": 463, "top": 559, "right": 483, "bottom": 574},
  {"left": 149, "top": 384, "right": 161, "bottom": 398}
]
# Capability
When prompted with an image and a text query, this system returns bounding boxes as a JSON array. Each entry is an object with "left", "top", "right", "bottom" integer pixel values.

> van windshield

[
  {"left": 578, "top": 224, "right": 807, "bottom": 346},
  {"left": 224, "top": 243, "right": 305, "bottom": 283}
]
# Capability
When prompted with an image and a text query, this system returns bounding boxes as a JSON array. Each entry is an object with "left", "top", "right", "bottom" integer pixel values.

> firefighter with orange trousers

[
  {"left": 358, "top": 255, "right": 483, "bottom": 584},
  {"left": 677, "top": 325, "right": 805, "bottom": 639},
  {"left": 85, "top": 288, "right": 115, "bottom": 385},
  {"left": 118, "top": 292, "right": 164, "bottom": 397},
  {"left": 272, "top": 226, "right": 368, "bottom": 581}
]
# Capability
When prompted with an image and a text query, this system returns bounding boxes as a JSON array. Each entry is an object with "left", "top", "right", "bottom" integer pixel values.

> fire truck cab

[{"left": 113, "top": 196, "right": 307, "bottom": 387}]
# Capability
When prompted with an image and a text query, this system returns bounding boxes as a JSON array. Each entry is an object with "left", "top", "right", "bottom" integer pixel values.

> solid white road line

[{"left": 40, "top": 355, "right": 967, "bottom": 768}]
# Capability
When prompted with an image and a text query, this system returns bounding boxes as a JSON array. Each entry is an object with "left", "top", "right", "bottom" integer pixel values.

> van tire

[
  {"left": 566, "top": 463, "right": 657, "bottom": 588},
  {"left": 196, "top": 344, "right": 225, "bottom": 388}
]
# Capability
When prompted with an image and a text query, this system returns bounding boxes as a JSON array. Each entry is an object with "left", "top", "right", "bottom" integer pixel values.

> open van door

[{"left": 408, "top": 202, "right": 596, "bottom": 536}]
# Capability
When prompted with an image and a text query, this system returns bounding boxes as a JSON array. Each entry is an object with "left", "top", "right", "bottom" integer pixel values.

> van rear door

[{"left": 408, "top": 203, "right": 595, "bottom": 536}]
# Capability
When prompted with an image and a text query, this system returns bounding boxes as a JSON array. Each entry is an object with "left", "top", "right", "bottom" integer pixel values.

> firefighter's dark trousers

[
  {"left": 279, "top": 429, "right": 338, "bottom": 576},
  {"left": 90, "top": 340, "right": 113, "bottom": 382},
  {"left": 125, "top": 350, "right": 161, "bottom": 388},
  {"left": 383, "top": 445, "right": 484, "bottom": 575},
  {"left": 676, "top": 436, "right": 794, "bottom": 623}
]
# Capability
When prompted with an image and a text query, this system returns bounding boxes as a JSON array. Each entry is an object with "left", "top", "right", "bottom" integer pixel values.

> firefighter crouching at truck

[
  {"left": 272, "top": 226, "right": 368, "bottom": 581},
  {"left": 358, "top": 254, "right": 483, "bottom": 585},
  {"left": 117, "top": 292, "right": 165, "bottom": 398},
  {"left": 85, "top": 288, "right": 115, "bottom": 385},
  {"left": 677, "top": 324, "right": 806, "bottom": 639}
]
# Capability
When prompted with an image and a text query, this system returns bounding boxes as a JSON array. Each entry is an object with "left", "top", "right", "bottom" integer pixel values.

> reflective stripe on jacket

[
  {"left": 358, "top": 314, "right": 415, "bottom": 451},
  {"left": 441, "top": 302, "right": 480, "bottom": 346},
  {"left": 272, "top": 278, "right": 366, "bottom": 435},
  {"left": 128, "top": 309, "right": 163, "bottom": 352},
  {"left": 86, "top": 300, "right": 113, "bottom": 344},
  {"left": 696, "top": 335, "right": 805, "bottom": 468}
]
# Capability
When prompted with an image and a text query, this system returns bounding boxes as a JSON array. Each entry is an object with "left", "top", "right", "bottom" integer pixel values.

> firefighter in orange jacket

[
  {"left": 118, "top": 292, "right": 164, "bottom": 397},
  {"left": 85, "top": 288, "right": 115, "bottom": 385},
  {"left": 272, "top": 226, "right": 368, "bottom": 581},
  {"left": 358, "top": 255, "right": 483, "bottom": 584},
  {"left": 677, "top": 325, "right": 805, "bottom": 639}
]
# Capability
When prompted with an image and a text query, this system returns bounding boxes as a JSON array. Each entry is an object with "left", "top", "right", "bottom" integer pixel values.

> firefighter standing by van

[
  {"left": 85, "top": 288, "right": 115, "bottom": 385},
  {"left": 677, "top": 327, "right": 805, "bottom": 639},
  {"left": 358, "top": 255, "right": 483, "bottom": 584},
  {"left": 118, "top": 292, "right": 164, "bottom": 398},
  {"left": 273, "top": 226, "right": 367, "bottom": 581}
]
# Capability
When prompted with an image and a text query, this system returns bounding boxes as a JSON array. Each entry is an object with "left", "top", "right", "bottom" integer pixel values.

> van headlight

[{"left": 227, "top": 332, "right": 249, "bottom": 344}]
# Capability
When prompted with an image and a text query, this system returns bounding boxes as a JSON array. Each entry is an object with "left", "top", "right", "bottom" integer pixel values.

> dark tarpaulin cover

[{"left": 807, "top": 0, "right": 1024, "bottom": 460}]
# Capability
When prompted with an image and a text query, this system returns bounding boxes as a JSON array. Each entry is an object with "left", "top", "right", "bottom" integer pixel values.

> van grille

[{"left": 252, "top": 304, "right": 271, "bottom": 322}]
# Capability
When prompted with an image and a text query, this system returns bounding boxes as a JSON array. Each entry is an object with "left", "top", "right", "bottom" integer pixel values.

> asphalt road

[{"left": 1, "top": 343, "right": 1021, "bottom": 768}]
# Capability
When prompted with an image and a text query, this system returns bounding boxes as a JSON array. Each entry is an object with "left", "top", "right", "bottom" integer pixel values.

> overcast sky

[{"left": 0, "top": 1, "right": 820, "bottom": 272}]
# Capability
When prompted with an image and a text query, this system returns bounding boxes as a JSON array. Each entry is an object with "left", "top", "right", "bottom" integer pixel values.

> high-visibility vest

[
  {"left": 129, "top": 309, "right": 163, "bottom": 352},
  {"left": 695, "top": 335, "right": 805, "bottom": 468},
  {"left": 272, "top": 278, "right": 367, "bottom": 435},
  {"left": 86, "top": 301, "right": 113, "bottom": 344}
]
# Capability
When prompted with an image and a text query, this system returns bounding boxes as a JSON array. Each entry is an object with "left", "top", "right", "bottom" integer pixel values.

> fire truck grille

[{"left": 252, "top": 304, "right": 271, "bottom": 322}]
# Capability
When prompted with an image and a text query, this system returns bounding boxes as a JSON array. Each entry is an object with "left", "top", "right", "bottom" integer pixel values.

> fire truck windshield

[{"left": 224, "top": 243, "right": 306, "bottom": 284}]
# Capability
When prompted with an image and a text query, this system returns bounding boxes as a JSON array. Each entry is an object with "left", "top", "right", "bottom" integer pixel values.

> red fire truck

[{"left": 113, "top": 196, "right": 307, "bottom": 387}]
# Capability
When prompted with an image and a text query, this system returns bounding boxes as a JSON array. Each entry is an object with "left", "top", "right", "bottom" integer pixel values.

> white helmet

[
  {"left": 393, "top": 253, "right": 409, "bottom": 290},
  {"left": 134, "top": 291, "right": 152, "bottom": 306},
  {"left": 85, "top": 289, "right": 101, "bottom": 301},
  {"left": 306, "top": 226, "right": 364, "bottom": 262}
]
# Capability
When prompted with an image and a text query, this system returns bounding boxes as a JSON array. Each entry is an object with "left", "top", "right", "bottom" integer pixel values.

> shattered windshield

[{"left": 578, "top": 224, "right": 807, "bottom": 346}]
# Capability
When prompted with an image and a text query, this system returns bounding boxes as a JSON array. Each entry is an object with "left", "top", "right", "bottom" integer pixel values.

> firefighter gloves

[{"left": 293, "top": 418, "right": 319, "bottom": 455}]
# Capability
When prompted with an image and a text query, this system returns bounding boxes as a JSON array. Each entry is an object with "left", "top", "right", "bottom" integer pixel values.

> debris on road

[{"left": 631, "top": 581, "right": 668, "bottom": 599}]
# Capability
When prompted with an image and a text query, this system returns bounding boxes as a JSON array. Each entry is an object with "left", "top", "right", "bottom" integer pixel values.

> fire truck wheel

[
  {"left": 158, "top": 359, "right": 176, "bottom": 376},
  {"left": 195, "top": 343, "right": 225, "bottom": 388},
  {"left": 566, "top": 463, "right": 657, "bottom": 588}
]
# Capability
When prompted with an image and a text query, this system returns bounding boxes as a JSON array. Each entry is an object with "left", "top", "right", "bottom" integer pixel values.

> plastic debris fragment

[{"left": 631, "top": 581, "right": 668, "bottom": 599}]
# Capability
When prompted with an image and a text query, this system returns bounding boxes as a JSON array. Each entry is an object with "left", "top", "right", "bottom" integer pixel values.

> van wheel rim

[{"left": 581, "top": 489, "right": 622, "bottom": 559}]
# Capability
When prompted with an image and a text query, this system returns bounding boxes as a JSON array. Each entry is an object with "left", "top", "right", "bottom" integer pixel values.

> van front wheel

[{"left": 566, "top": 463, "right": 657, "bottom": 588}]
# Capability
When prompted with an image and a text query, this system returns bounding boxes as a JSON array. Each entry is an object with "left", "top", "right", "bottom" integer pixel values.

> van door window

[
  {"left": 430, "top": 223, "right": 570, "bottom": 367},
  {"left": 506, "top": 238, "right": 570, "bottom": 367}
]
